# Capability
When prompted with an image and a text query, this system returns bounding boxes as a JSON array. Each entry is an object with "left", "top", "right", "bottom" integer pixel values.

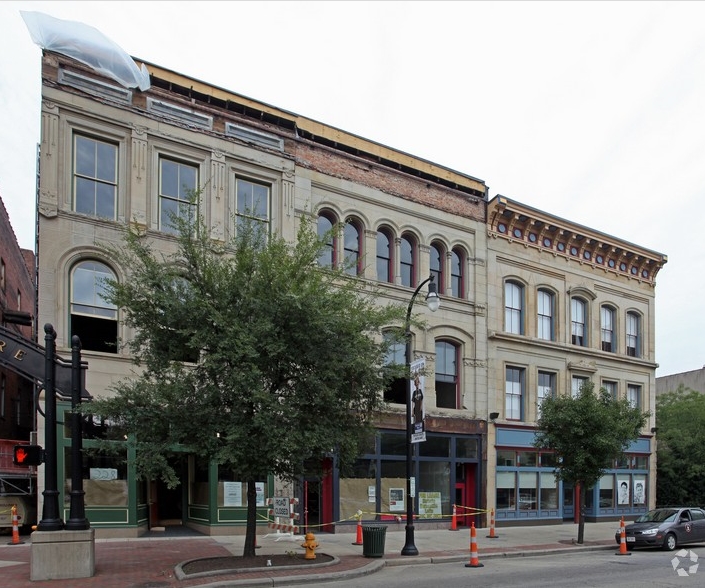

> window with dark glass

[
  {"left": 450, "top": 248, "right": 463, "bottom": 298},
  {"left": 343, "top": 219, "right": 361, "bottom": 276},
  {"left": 400, "top": 234, "right": 415, "bottom": 288},
  {"left": 505, "top": 366, "right": 524, "bottom": 420},
  {"left": 376, "top": 228, "right": 393, "bottom": 283},
  {"left": 70, "top": 260, "right": 118, "bottom": 353},
  {"left": 537, "top": 371, "right": 555, "bottom": 417},
  {"left": 430, "top": 243, "right": 444, "bottom": 293},
  {"left": 435, "top": 340, "right": 459, "bottom": 409},
  {"left": 383, "top": 331, "right": 406, "bottom": 404},
  {"left": 317, "top": 213, "right": 336, "bottom": 268}
]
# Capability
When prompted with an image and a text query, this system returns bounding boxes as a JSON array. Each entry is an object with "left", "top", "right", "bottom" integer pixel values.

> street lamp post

[{"left": 401, "top": 274, "right": 440, "bottom": 556}]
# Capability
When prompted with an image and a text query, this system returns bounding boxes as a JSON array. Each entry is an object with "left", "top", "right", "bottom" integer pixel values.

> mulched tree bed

[{"left": 182, "top": 553, "right": 335, "bottom": 575}]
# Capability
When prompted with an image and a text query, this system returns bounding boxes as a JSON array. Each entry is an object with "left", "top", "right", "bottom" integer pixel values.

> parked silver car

[{"left": 615, "top": 507, "right": 705, "bottom": 551}]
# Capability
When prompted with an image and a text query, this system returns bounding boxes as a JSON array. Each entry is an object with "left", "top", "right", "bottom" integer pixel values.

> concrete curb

[{"left": 187, "top": 544, "right": 616, "bottom": 587}]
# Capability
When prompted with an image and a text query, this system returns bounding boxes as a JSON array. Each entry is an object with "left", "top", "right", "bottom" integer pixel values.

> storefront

[{"left": 495, "top": 428, "right": 651, "bottom": 524}]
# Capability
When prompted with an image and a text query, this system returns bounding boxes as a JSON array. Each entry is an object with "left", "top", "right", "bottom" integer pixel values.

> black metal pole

[
  {"left": 66, "top": 335, "right": 89, "bottom": 530},
  {"left": 37, "top": 324, "right": 64, "bottom": 531},
  {"left": 401, "top": 276, "right": 433, "bottom": 556}
]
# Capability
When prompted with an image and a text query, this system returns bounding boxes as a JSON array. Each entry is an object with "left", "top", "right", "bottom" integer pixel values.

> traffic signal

[{"left": 13, "top": 445, "right": 43, "bottom": 466}]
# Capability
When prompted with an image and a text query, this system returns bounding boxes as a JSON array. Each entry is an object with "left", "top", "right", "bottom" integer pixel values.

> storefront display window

[
  {"left": 418, "top": 461, "right": 451, "bottom": 517},
  {"left": 65, "top": 447, "right": 128, "bottom": 506},
  {"left": 539, "top": 472, "right": 558, "bottom": 509},
  {"left": 339, "top": 459, "right": 377, "bottom": 521}
]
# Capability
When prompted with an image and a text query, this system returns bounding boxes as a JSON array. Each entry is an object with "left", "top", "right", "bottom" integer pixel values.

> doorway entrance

[
  {"left": 149, "top": 456, "right": 186, "bottom": 528},
  {"left": 454, "top": 462, "right": 477, "bottom": 527}
]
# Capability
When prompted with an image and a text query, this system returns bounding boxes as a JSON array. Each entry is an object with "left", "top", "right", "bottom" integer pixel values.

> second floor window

[
  {"left": 74, "top": 135, "right": 117, "bottom": 219},
  {"left": 436, "top": 340, "right": 459, "bottom": 409},
  {"left": 505, "top": 281, "right": 524, "bottom": 335},
  {"left": 603, "top": 380, "right": 618, "bottom": 400},
  {"left": 70, "top": 260, "right": 118, "bottom": 353},
  {"left": 537, "top": 371, "right": 555, "bottom": 418},
  {"left": 505, "top": 366, "right": 524, "bottom": 420},
  {"left": 571, "top": 375, "right": 589, "bottom": 398},
  {"left": 159, "top": 158, "right": 198, "bottom": 233},
  {"left": 383, "top": 332, "right": 406, "bottom": 405},
  {"left": 627, "top": 384, "right": 641, "bottom": 408},
  {"left": 571, "top": 297, "right": 587, "bottom": 346}
]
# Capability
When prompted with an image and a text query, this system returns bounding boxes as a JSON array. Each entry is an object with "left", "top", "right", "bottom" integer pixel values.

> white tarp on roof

[{"left": 21, "top": 11, "right": 150, "bottom": 91}]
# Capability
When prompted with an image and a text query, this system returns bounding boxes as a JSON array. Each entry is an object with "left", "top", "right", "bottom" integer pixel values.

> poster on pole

[{"left": 410, "top": 358, "right": 426, "bottom": 443}]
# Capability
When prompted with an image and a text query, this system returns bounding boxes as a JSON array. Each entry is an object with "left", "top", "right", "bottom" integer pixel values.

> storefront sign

[{"left": 418, "top": 491, "right": 442, "bottom": 518}]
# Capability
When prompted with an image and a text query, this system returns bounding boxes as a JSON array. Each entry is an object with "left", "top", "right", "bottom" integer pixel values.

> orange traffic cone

[
  {"left": 486, "top": 508, "right": 498, "bottom": 539},
  {"left": 450, "top": 504, "right": 458, "bottom": 531},
  {"left": 616, "top": 516, "right": 631, "bottom": 556},
  {"left": 352, "top": 514, "right": 363, "bottom": 545},
  {"left": 8, "top": 505, "right": 24, "bottom": 546},
  {"left": 465, "top": 521, "right": 484, "bottom": 568}
]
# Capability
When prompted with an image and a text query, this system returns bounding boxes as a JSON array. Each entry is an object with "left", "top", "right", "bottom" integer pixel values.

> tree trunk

[
  {"left": 576, "top": 483, "right": 586, "bottom": 544},
  {"left": 243, "top": 478, "right": 258, "bottom": 557}
]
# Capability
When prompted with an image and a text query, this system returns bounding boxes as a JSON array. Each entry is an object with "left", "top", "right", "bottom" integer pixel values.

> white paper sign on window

[{"left": 223, "top": 482, "right": 242, "bottom": 507}]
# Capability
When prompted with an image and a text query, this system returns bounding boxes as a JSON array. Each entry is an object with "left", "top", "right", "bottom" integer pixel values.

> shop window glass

[
  {"left": 456, "top": 438, "right": 478, "bottom": 459},
  {"left": 339, "top": 459, "right": 377, "bottom": 521},
  {"left": 65, "top": 447, "right": 127, "bottom": 507},
  {"left": 599, "top": 474, "right": 614, "bottom": 508},
  {"left": 418, "top": 436, "right": 450, "bottom": 458},
  {"left": 496, "top": 471, "right": 516, "bottom": 509},
  {"left": 518, "top": 471, "right": 537, "bottom": 510},
  {"left": 617, "top": 477, "right": 631, "bottom": 506},
  {"left": 418, "top": 460, "right": 451, "bottom": 518},
  {"left": 380, "top": 460, "right": 407, "bottom": 515},
  {"left": 539, "top": 453, "right": 557, "bottom": 468},
  {"left": 379, "top": 432, "right": 406, "bottom": 456},
  {"left": 216, "top": 466, "right": 268, "bottom": 508},
  {"left": 633, "top": 476, "right": 646, "bottom": 505},
  {"left": 540, "top": 472, "right": 558, "bottom": 509}
]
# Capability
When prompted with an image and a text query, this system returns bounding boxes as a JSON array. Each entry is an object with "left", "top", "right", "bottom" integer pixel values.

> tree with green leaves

[
  {"left": 534, "top": 380, "right": 649, "bottom": 543},
  {"left": 86, "top": 204, "right": 408, "bottom": 557},
  {"left": 656, "top": 385, "right": 705, "bottom": 507}
]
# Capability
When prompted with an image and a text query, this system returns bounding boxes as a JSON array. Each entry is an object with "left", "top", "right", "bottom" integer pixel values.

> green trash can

[{"left": 361, "top": 525, "right": 387, "bottom": 558}]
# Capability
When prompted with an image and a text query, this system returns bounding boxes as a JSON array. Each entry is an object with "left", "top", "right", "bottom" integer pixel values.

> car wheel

[{"left": 663, "top": 533, "right": 677, "bottom": 551}]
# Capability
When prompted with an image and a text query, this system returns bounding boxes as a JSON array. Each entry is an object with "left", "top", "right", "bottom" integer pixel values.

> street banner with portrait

[{"left": 410, "top": 358, "right": 426, "bottom": 443}]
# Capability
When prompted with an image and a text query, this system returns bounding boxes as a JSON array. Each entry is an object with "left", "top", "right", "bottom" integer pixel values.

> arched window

[
  {"left": 70, "top": 260, "right": 118, "bottom": 353},
  {"left": 317, "top": 212, "right": 336, "bottom": 268},
  {"left": 343, "top": 219, "right": 362, "bottom": 276},
  {"left": 400, "top": 234, "right": 416, "bottom": 288},
  {"left": 571, "top": 297, "right": 587, "bottom": 346},
  {"left": 435, "top": 340, "right": 459, "bottom": 409},
  {"left": 450, "top": 248, "right": 464, "bottom": 298},
  {"left": 601, "top": 305, "right": 616, "bottom": 352},
  {"left": 537, "top": 289, "right": 555, "bottom": 341},
  {"left": 626, "top": 312, "right": 641, "bottom": 357},
  {"left": 376, "top": 228, "right": 393, "bottom": 283},
  {"left": 430, "top": 243, "right": 444, "bottom": 293},
  {"left": 505, "top": 281, "right": 524, "bottom": 335}
]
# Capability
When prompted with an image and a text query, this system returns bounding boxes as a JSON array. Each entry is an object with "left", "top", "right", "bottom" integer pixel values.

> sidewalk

[{"left": 0, "top": 521, "right": 619, "bottom": 587}]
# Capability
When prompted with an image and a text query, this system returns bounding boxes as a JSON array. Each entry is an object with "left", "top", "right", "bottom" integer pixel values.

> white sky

[{"left": 1, "top": 1, "right": 703, "bottom": 377}]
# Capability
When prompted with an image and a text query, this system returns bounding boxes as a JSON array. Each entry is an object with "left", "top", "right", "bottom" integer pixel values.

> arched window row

[
  {"left": 315, "top": 209, "right": 470, "bottom": 298},
  {"left": 502, "top": 279, "right": 644, "bottom": 358}
]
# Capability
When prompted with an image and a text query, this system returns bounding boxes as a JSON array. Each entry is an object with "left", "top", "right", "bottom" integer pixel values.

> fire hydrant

[{"left": 301, "top": 531, "right": 319, "bottom": 560}]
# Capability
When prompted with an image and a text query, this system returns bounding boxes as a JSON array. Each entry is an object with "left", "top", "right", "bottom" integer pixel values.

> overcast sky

[{"left": 1, "top": 1, "right": 703, "bottom": 378}]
